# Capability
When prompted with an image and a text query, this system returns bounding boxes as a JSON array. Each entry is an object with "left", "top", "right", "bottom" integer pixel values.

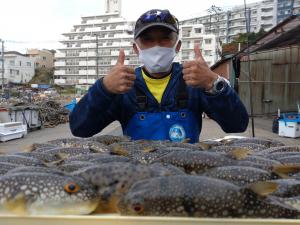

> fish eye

[
  {"left": 132, "top": 203, "right": 144, "bottom": 213},
  {"left": 64, "top": 182, "right": 80, "bottom": 193}
]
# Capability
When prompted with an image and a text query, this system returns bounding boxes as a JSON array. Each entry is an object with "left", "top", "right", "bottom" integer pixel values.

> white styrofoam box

[
  {"left": 0, "top": 122, "right": 27, "bottom": 142},
  {"left": 278, "top": 120, "right": 300, "bottom": 138}
]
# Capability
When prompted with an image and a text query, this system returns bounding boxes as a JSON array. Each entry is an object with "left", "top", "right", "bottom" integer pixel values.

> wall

[{"left": 239, "top": 45, "right": 300, "bottom": 115}]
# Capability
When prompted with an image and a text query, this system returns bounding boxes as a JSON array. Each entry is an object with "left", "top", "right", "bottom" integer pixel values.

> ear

[
  {"left": 175, "top": 40, "right": 181, "bottom": 53},
  {"left": 133, "top": 43, "right": 139, "bottom": 55}
]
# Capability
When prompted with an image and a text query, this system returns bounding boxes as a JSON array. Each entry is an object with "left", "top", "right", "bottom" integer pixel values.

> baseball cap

[{"left": 134, "top": 9, "right": 179, "bottom": 39}]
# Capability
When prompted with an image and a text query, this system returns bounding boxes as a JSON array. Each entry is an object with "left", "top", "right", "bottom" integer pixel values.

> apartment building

[
  {"left": 180, "top": 0, "right": 300, "bottom": 44},
  {"left": 178, "top": 24, "right": 218, "bottom": 66},
  {"left": 55, "top": 0, "right": 219, "bottom": 85},
  {"left": 27, "top": 49, "right": 55, "bottom": 69},
  {"left": 0, "top": 51, "right": 35, "bottom": 85},
  {"left": 54, "top": 0, "right": 137, "bottom": 86},
  {"left": 277, "top": 0, "right": 300, "bottom": 23}
]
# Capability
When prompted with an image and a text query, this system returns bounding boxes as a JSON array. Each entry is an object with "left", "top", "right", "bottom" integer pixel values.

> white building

[
  {"left": 0, "top": 51, "right": 35, "bottom": 85},
  {"left": 178, "top": 24, "right": 218, "bottom": 66},
  {"left": 55, "top": 0, "right": 220, "bottom": 85},
  {"left": 54, "top": 0, "right": 137, "bottom": 86},
  {"left": 180, "top": 0, "right": 300, "bottom": 44}
]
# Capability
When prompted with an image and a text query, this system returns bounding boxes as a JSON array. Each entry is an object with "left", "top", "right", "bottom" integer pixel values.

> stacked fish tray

[{"left": 0, "top": 136, "right": 300, "bottom": 225}]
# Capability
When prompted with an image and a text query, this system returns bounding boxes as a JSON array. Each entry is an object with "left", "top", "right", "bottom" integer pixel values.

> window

[
  {"left": 27, "top": 62, "right": 31, "bottom": 66},
  {"left": 204, "top": 50, "right": 212, "bottom": 56},
  {"left": 182, "top": 41, "right": 190, "bottom": 48},
  {"left": 194, "top": 28, "right": 202, "bottom": 33},
  {"left": 42, "top": 56, "right": 46, "bottom": 61},
  {"left": 204, "top": 39, "right": 212, "bottom": 44},
  {"left": 9, "top": 60, "right": 15, "bottom": 66},
  {"left": 194, "top": 39, "right": 202, "bottom": 46},
  {"left": 182, "top": 30, "right": 191, "bottom": 37},
  {"left": 19, "top": 61, "right": 22, "bottom": 66}
]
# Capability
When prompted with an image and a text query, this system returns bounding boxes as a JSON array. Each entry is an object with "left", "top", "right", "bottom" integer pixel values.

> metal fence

[{"left": 239, "top": 45, "right": 300, "bottom": 115}]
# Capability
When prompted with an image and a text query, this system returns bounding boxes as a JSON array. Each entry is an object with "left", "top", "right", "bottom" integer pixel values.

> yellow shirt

[{"left": 142, "top": 69, "right": 171, "bottom": 103}]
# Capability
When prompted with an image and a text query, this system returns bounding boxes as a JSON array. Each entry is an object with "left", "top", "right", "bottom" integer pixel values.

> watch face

[{"left": 215, "top": 80, "right": 225, "bottom": 91}]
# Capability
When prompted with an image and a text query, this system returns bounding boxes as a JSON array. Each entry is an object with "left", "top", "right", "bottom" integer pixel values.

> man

[{"left": 70, "top": 9, "right": 249, "bottom": 143}]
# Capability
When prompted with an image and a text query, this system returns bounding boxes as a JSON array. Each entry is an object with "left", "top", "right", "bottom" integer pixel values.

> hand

[
  {"left": 182, "top": 43, "right": 218, "bottom": 90},
  {"left": 102, "top": 49, "right": 136, "bottom": 94}
]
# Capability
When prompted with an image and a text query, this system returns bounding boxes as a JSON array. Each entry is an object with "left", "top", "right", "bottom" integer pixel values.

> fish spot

[
  {"left": 40, "top": 193, "right": 46, "bottom": 200},
  {"left": 32, "top": 187, "right": 38, "bottom": 192},
  {"left": 4, "top": 187, "right": 10, "bottom": 194},
  {"left": 25, "top": 190, "right": 31, "bottom": 195},
  {"left": 20, "top": 185, "right": 27, "bottom": 190}
]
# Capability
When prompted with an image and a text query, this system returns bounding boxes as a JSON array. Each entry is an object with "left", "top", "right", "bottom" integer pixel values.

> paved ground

[{"left": 1, "top": 117, "right": 299, "bottom": 154}]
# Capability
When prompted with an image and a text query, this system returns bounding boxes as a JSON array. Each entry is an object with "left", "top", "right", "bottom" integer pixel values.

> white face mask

[{"left": 136, "top": 40, "right": 179, "bottom": 74}]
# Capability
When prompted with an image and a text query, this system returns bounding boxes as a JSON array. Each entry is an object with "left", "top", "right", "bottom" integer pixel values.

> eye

[
  {"left": 132, "top": 203, "right": 144, "bottom": 213},
  {"left": 64, "top": 182, "right": 80, "bottom": 193}
]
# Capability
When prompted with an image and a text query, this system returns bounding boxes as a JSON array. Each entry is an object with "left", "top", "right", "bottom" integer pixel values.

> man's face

[{"left": 133, "top": 26, "right": 181, "bottom": 53}]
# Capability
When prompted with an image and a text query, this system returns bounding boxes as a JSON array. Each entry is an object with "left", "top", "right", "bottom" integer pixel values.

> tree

[
  {"left": 232, "top": 28, "right": 266, "bottom": 44},
  {"left": 29, "top": 67, "right": 54, "bottom": 84}
]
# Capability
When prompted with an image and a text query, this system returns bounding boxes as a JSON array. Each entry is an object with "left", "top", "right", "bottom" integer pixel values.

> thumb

[
  {"left": 194, "top": 43, "right": 205, "bottom": 62},
  {"left": 117, "top": 49, "right": 125, "bottom": 65}
]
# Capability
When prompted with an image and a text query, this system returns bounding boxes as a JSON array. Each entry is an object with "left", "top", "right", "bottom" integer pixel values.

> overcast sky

[{"left": 0, "top": 0, "right": 259, "bottom": 53}]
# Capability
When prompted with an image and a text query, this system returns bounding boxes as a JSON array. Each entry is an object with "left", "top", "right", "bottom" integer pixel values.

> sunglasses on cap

[{"left": 134, "top": 9, "right": 179, "bottom": 39}]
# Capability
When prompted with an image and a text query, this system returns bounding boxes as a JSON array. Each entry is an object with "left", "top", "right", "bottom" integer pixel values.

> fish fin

[
  {"left": 4, "top": 193, "right": 29, "bottom": 215},
  {"left": 197, "top": 143, "right": 209, "bottom": 150},
  {"left": 182, "top": 138, "right": 191, "bottom": 143},
  {"left": 43, "top": 153, "right": 68, "bottom": 167},
  {"left": 272, "top": 164, "right": 300, "bottom": 178},
  {"left": 56, "top": 153, "right": 69, "bottom": 160},
  {"left": 110, "top": 145, "right": 129, "bottom": 156},
  {"left": 24, "top": 145, "right": 35, "bottom": 152},
  {"left": 229, "top": 148, "right": 251, "bottom": 160},
  {"left": 247, "top": 181, "right": 278, "bottom": 197},
  {"left": 143, "top": 147, "right": 157, "bottom": 153}
]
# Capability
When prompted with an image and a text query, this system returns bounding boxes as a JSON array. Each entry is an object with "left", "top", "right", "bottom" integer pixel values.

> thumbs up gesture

[
  {"left": 102, "top": 49, "right": 136, "bottom": 94},
  {"left": 182, "top": 43, "right": 218, "bottom": 90}
]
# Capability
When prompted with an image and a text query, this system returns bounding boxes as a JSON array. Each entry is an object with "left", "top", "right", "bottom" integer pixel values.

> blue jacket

[{"left": 69, "top": 63, "right": 249, "bottom": 141}]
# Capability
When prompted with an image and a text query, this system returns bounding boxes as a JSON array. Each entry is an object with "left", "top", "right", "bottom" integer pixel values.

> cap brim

[{"left": 134, "top": 22, "right": 178, "bottom": 39}]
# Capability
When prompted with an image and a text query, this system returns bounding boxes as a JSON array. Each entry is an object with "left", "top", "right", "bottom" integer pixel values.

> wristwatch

[{"left": 205, "top": 75, "right": 227, "bottom": 95}]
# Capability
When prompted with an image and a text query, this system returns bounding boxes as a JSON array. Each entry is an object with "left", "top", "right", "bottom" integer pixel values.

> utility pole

[
  {"left": 207, "top": 5, "right": 223, "bottom": 62},
  {"left": 244, "top": 0, "right": 255, "bottom": 137},
  {"left": 0, "top": 39, "right": 4, "bottom": 91},
  {"left": 95, "top": 34, "right": 99, "bottom": 79}
]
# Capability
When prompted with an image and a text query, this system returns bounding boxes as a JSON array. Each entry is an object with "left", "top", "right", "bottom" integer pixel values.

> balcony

[
  {"left": 87, "top": 61, "right": 96, "bottom": 66},
  {"left": 54, "top": 79, "right": 66, "bottom": 84},
  {"left": 54, "top": 61, "right": 66, "bottom": 67},
  {"left": 78, "top": 79, "right": 96, "bottom": 84},
  {"left": 54, "top": 70, "right": 65, "bottom": 76},
  {"left": 79, "top": 61, "right": 88, "bottom": 66},
  {"left": 55, "top": 52, "right": 66, "bottom": 58}
]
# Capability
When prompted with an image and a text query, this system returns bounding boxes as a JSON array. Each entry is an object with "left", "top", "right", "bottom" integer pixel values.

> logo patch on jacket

[{"left": 169, "top": 124, "right": 186, "bottom": 142}]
